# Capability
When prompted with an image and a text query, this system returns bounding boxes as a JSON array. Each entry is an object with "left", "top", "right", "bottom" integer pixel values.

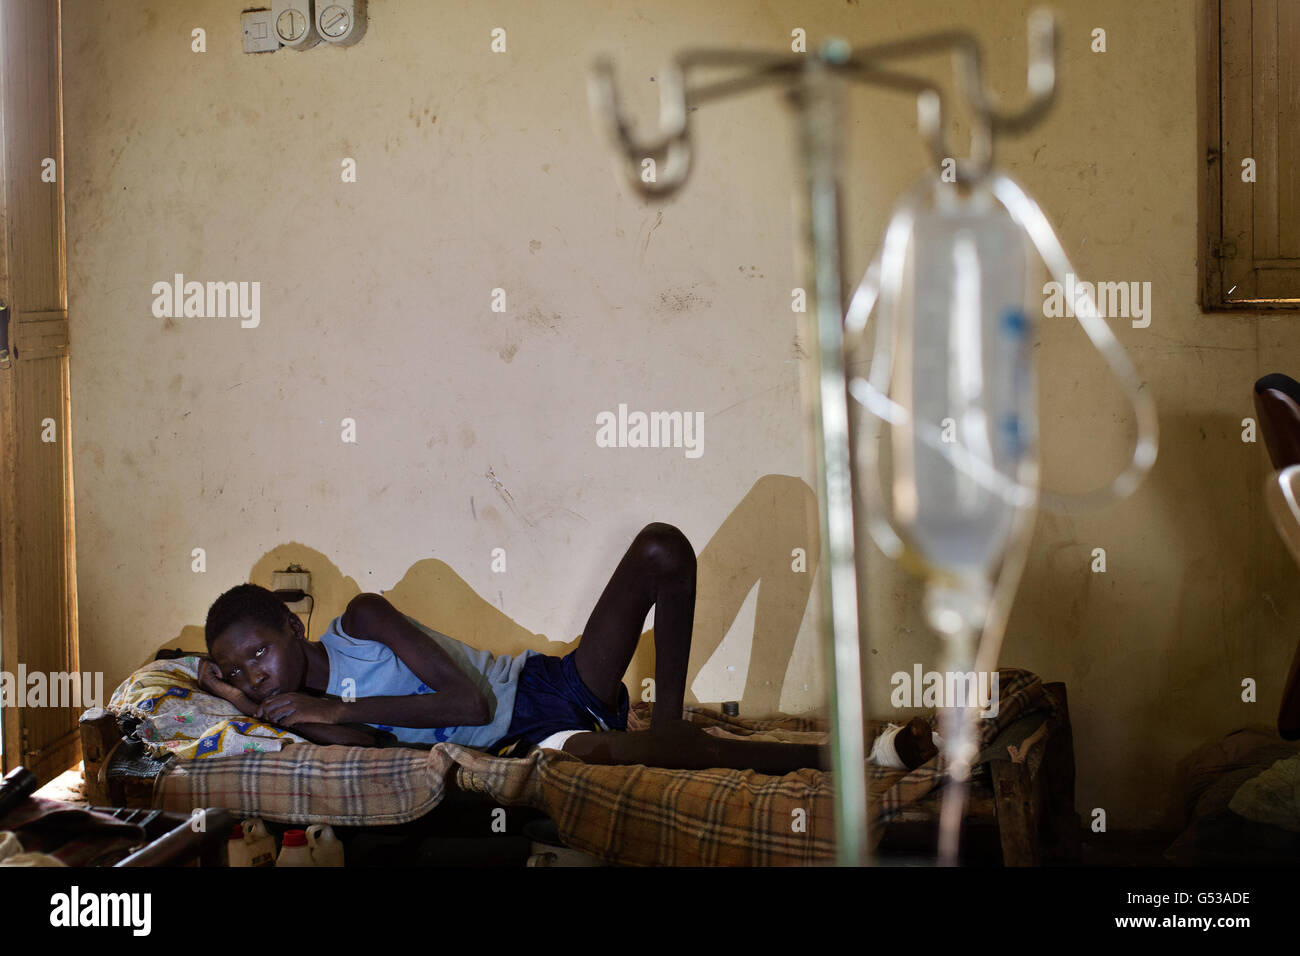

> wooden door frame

[{"left": 0, "top": 0, "right": 81, "bottom": 782}]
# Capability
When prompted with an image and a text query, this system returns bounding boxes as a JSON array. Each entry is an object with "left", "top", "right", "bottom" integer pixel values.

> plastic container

[
  {"left": 226, "top": 822, "right": 253, "bottom": 867},
  {"left": 241, "top": 818, "right": 277, "bottom": 867},
  {"left": 306, "top": 824, "right": 345, "bottom": 867},
  {"left": 276, "top": 829, "right": 314, "bottom": 866}
]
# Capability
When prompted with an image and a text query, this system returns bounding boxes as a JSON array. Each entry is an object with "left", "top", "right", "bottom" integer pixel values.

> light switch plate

[{"left": 240, "top": 9, "right": 280, "bottom": 54}]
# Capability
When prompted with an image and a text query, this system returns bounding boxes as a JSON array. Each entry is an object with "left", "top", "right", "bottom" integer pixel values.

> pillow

[
  {"left": 107, "top": 656, "right": 307, "bottom": 759},
  {"left": 1229, "top": 752, "right": 1300, "bottom": 833}
]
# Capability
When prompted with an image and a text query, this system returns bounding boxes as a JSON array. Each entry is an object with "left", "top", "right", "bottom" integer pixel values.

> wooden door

[{"left": 0, "top": 0, "right": 80, "bottom": 784}]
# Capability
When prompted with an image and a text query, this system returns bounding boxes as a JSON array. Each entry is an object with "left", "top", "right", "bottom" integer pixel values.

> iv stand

[{"left": 589, "top": 12, "right": 1059, "bottom": 866}]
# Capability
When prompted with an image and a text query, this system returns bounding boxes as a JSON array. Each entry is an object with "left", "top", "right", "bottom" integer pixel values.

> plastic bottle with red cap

[{"left": 275, "top": 829, "right": 315, "bottom": 866}]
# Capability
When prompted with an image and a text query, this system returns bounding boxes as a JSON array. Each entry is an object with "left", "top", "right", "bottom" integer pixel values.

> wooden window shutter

[{"left": 1202, "top": 0, "right": 1300, "bottom": 308}]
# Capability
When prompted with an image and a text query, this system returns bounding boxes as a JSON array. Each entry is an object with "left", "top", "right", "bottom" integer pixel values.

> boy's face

[
  {"left": 210, "top": 615, "right": 306, "bottom": 703},
  {"left": 894, "top": 717, "right": 939, "bottom": 769}
]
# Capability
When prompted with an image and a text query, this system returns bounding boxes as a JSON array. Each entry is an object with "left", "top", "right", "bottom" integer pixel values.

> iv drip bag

[{"left": 887, "top": 199, "right": 1038, "bottom": 578}]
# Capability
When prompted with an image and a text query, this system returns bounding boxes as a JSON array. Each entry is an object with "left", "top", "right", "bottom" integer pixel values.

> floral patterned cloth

[{"left": 107, "top": 656, "right": 306, "bottom": 759}]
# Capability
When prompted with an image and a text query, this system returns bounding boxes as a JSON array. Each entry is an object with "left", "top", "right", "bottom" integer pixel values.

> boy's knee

[{"left": 633, "top": 523, "right": 696, "bottom": 575}]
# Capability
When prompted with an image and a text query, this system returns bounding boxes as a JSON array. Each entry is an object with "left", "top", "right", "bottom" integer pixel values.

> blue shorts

[{"left": 501, "top": 650, "right": 629, "bottom": 749}]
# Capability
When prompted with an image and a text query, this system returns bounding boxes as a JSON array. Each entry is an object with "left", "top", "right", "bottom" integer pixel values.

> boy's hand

[
  {"left": 257, "top": 693, "right": 341, "bottom": 727},
  {"left": 197, "top": 659, "right": 234, "bottom": 696},
  {"left": 197, "top": 659, "right": 258, "bottom": 717}
]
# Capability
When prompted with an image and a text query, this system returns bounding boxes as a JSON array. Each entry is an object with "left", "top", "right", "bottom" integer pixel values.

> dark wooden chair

[{"left": 1252, "top": 374, "right": 1300, "bottom": 739}]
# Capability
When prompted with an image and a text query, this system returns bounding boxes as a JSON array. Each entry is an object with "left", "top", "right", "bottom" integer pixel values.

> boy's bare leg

[
  {"left": 570, "top": 522, "right": 826, "bottom": 772},
  {"left": 563, "top": 720, "right": 830, "bottom": 774},
  {"left": 573, "top": 523, "right": 696, "bottom": 730}
]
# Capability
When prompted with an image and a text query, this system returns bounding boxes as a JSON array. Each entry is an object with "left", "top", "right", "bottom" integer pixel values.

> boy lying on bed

[{"left": 200, "top": 522, "right": 938, "bottom": 773}]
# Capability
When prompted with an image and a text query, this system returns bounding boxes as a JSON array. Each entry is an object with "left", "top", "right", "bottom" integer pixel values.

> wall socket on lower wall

[{"left": 272, "top": 570, "right": 311, "bottom": 613}]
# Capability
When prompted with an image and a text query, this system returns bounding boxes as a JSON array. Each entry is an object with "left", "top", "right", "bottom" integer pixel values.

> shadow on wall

[{"left": 170, "top": 474, "right": 821, "bottom": 718}]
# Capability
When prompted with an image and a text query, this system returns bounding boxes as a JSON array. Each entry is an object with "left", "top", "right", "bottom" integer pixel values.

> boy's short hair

[{"left": 205, "top": 583, "right": 292, "bottom": 651}]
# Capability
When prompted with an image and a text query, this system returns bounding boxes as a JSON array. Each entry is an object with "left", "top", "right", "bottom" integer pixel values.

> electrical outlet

[
  {"left": 272, "top": 570, "right": 312, "bottom": 612},
  {"left": 240, "top": 9, "right": 280, "bottom": 54},
  {"left": 317, "top": 0, "right": 366, "bottom": 46},
  {"left": 273, "top": 0, "right": 321, "bottom": 50}
]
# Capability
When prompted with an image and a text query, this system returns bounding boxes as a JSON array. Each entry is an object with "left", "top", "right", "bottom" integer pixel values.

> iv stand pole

[
  {"left": 791, "top": 48, "right": 870, "bottom": 866},
  {"left": 589, "top": 14, "right": 1058, "bottom": 867}
]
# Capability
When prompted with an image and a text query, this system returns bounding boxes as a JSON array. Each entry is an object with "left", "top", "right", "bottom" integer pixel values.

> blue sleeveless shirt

[{"left": 316, "top": 612, "right": 534, "bottom": 748}]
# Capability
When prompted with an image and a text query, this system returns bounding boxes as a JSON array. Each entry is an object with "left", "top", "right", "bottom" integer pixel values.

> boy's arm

[
  {"left": 259, "top": 691, "right": 493, "bottom": 729},
  {"left": 289, "top": 722, "right": 385, "bottom": 747},
  {"left": 340, "top": 593, "right": 492, "bottom": 726},
  {"left": 200, "top": 662, "right": 383, "bottom": 746},
  {"left": 252, "top": 594, "right": 498, "bottom": 733}
]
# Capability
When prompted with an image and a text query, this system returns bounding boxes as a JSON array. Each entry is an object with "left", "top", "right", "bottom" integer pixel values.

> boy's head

[
  {"left": 204, "top": 584, "right": 307, "bottom": 703},
  {"left": 893, "top": 716, "right": 940, "bottom": 769},
  {"left": 871, "top": 716, "right": 940, "bottom": 770}
]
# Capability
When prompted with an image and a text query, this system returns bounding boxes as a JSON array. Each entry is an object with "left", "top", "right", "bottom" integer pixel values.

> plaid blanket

[
  {"left": 446, "top": 666, "right": 1057, "bottom": 865},
  {"left": 156, "top": 743, "right": 450, "bottom": 826},
  {"left": 152, "top": 667, "right": 1057, "bottom": 865}
]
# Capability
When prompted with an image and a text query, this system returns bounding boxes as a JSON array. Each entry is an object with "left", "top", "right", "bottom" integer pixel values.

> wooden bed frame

[
  {"left": 883, "top": 681, "right": 1080, "bottom": 865},
  {"left": 79, "top": 680, "right": 1079, "bottom": 866}
]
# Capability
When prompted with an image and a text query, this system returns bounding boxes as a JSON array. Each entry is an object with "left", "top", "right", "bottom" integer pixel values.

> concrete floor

[{"left": 32, "top": 763, "right": 89, "bottom": 807}]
